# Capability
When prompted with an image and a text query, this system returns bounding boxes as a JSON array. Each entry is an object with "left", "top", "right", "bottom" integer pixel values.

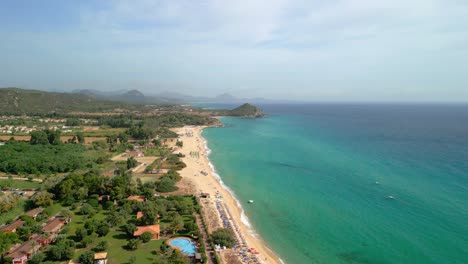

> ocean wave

[{"left": 201, "top": 130, "right": 257, "bottom": 237}]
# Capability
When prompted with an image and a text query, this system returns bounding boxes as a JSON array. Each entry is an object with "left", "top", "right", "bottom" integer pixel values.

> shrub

[{"left": 140, "top": 231, "right": 153, "bottom": 243}]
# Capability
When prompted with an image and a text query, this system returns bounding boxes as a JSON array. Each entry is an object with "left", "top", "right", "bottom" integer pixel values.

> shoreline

[{"left": 176, "top": 126, "right": 283, "bottom": 264}]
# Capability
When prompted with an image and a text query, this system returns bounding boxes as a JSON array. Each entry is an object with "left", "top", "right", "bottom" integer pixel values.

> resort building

[
  {"left": 1, "top": 220, "right": 25, "bottom": 233},
  {"left": 6, "top": 240, "right": 42, "bottom": 264},
  {"left": 42, "top": 217, "right": 67, "bottom": 240},
  {"left": 24, "top": 207, "right": 44, "bottom": 220},
  {"left": 94, "top": 252, "right": 108, "bottom": 264},
  {"left": 127, "top": 195, "right": 146, "bottom": 202},
  {"left": 133, "top": 224, "right": 160, "bottom": 240},
  {"left": 136, "top": 211, "right": 144, "bottom": 219}
]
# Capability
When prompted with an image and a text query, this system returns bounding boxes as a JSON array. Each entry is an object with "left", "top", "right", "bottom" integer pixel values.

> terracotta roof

[
  {"left": 42, "top": 218, "right": 66, "bottom": 233},
  {"left": 127, "top": 196, "right": 145, "bottom": 202},
  {"left": 94, "top": 252, "right": 108, "bottom": 259},
  {"left": 24, "top": 207, "right": 44, "bottom": 217},
  {"left": 1, "top": 220, "right": 25, "bottom": 232},
  {"left": 136, "top": 212, "right": 143, "bottom": 219},
  {"left": 133, "top": 225, "right": 160, "bottom": 236},
  {"left": 7, "top": 240, "right": 41, "bottom": 258}
]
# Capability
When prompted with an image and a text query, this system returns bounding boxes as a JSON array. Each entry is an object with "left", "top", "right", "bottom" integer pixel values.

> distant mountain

[
  {"left": 0, "top": 88, "right": 130, "bottom": 114},
  {"left": 228, "top": 103, "right": 265, "bottom": 117},
  {"left": 121, "top": 89, "right": 146, "bottom": 103},
  {"left": 72, "top": 89, "right": 295, "bottom": 104}
]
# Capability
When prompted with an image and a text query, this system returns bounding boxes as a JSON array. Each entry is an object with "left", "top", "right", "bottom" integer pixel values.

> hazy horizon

[{"left": 1, "top": 1, "right": 468, "bottom": 102}]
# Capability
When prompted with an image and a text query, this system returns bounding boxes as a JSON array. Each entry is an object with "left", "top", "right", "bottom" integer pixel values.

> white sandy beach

[{"left": 176, "top": 126, "right": 282, "bottom": 264}]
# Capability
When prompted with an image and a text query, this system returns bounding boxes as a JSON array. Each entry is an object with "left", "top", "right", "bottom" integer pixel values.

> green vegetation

[
  {"left": 211, "top": 228, "right": 235, "bottom": 248},
  {"left": 0, "top": 179, "right": 41, "bottom": 189},
  {"left": 228, "top": 103, "right": 265, "bottom": 117},
  {"left": 0, "top": 141, "right": 86, "bottom": 174},
  {"left": 0, "top": 88, "right": 131, "bottom": 115}
]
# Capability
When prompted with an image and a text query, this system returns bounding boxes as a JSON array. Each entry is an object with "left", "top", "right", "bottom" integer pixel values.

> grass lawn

[
  {"left": 104, "top": 230, "right": 164, "bottom": 264},
  {"left": 0, "top": 179, "right": 41, "bottom": 189}
]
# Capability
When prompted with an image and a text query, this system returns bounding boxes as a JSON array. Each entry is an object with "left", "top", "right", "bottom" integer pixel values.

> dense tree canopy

[{"left": 0, "top": 141, "right": 86, "bottom": 174}]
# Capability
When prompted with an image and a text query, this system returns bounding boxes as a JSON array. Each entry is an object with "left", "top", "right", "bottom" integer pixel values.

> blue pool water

[{"left": 169, "top": 237, "right": 196, "bottom": 256}]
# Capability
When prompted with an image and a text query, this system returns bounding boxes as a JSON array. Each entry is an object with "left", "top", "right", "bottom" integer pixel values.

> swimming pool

[{"left": 168, "top": 237, "right": 196, "bottom": 256}]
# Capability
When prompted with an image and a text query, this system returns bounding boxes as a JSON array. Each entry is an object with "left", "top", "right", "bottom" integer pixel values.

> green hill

[
  {"left": 0, "top": 88, "right": 131, "bottom": 114},
  {"left": 228, "top": 103, "right": 265, "bottom": 117}
]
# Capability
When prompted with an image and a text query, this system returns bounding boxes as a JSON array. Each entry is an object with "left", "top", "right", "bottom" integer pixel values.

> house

[
  {"left": 94, "top": 252, "right": 108, "bottom": 264},
  {"left": 133, "top": 225, "right": 160, "bottom": 240},
  {"left": 42, "top": 217, "right": 67, "bottom": 239},
  {"left": 127, "top": 196, "right": 145, "bottom": 202},
  {"left": 24, "top": 207, "right": 44, "bottom": 220},
  {"left": 98, "top": 195, "right": 111, "bottom": 202},
  {"left": 30, "top": 234, "right": 51, "bottom": 247},
  {"left": 195, "top": 253, "right": 203, "bottom": 263},
  {"left": 6, "top": 240, "right": 42, "bottom": 264},
  {"left": 136, "top": 211, "right": 144, "bottom": 219},
  {"left": 1, "top": 220, "right": 25, "bottom": 233}
]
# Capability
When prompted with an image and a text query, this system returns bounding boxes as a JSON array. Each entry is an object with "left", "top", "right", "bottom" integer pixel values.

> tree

[
  {"left": 76, "top": 132, "right": 85, "bottom": 144},
  {"left": 126, "top": 239, "right": 140, "bottom": 250},
  {"left": 175, "top": 140, "right": 183, "bottom": 147},
  {"left": 75, "top": 227, "right": 88, "bottom": 241},
  {"left": 80, "top": 203, "right": 94, "bottom": 215},
  {"left": 168, "top": 249, "right": 189, "bottom": 264},
  {"left": 78, "top": 251, "right": 94, "bottom": 264},
  {"left": 127, "top": 157, "right": 138, "bottom": 169},
  {"left": 46, "top": 243, "right": 74, "bottom": 261},
  {"left": 170, "top": 215, "right": 184, "bottom": 234},
  {"left": 30, "top": 130, "right": 49, "bottom": 145},
  {"left": 27, "top": 252, "right": 46, "bottom": 264},
  {"left": 156, "top": 177, "right": 177, "bottom": 193},
  {"left": 125, "top": 223, "right": 137, "bottom": 237},
  {"left": 140, "top": 231, "right": 153, "bottom": 243},
  {"left": 45, "top": 129, "right": 62, "bottom": 145},
  {"left": 118, "top": 132, "right": 128, "bottom": 143},
  {"left": 211, "top": 228, "right": 235, "bottom": 248},
  {"left": 33, "top": 191, "right": 54, "bottom": 207},
  {"left": 96, "top": 222, "right": 110, "bottom": 237},
  {"left": 94, "top": 240, "right": 108, "bottom": 252}
]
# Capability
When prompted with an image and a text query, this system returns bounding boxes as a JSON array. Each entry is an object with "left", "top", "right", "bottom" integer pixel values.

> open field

[{"left": 0, "top": 179, "right": 41, "bottom": 189}]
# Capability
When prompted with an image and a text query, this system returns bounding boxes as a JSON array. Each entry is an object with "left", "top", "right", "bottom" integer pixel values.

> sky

[{"left": 1, "top": 0, "right": 468, "bottom": 102}]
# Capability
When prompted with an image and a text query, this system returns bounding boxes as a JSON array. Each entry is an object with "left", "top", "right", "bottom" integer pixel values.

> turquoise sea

[{"left": 201, "top": 104, "right": 468, "bottom": 264}]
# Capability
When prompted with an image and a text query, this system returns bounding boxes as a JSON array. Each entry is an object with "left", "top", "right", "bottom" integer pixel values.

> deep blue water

[{"left": 201, "top": 104, "right": 468, "bottom": 264}]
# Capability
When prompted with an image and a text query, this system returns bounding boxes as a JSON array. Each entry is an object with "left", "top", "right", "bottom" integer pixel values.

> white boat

[
  {"left": 386, "top": 195, "right": 395, "bottom": 199},
  {"left": 248, "top": 200, "right": 254, "bottom": 203}
]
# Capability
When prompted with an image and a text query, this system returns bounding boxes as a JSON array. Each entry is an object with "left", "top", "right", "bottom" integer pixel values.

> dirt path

[
  {"left": 0, "top": 177, "right": 43, "bottom": 182},
  {"left": 195, "top": 213, "right": 215, "bottom": 264}
]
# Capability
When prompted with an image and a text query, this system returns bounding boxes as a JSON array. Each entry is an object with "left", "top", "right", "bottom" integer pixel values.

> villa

[
  {"left": 133, "top": 224, "right": 160, "bottom": 240},
  {"left": 127, "top": 195, "right": 146, "bottom": 202},
  {"left": 94, "top": 252, "right": 108, "bottom": 264},
  {"left": 1, "top": 220, "right": 25, "bottom": 233},
  {"left": 24, "top": 207, "right": 44, "bottom": 220}
]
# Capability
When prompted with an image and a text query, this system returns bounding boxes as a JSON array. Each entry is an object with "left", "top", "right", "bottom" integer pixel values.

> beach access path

[{"left": 176, "top": 126, "right": 282, "bottom": 264}]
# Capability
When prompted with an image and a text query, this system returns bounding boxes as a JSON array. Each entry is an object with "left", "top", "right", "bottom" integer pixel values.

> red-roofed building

[
  {"left": 133, "top": 225, "right": 160, "bottom": 240},
  {"left": 136, "top": 212, "right": 144, "bottom": 219},
  {"left": 127, "top": 196, "right": 145, "bottom": 202},
  {"left": 1, "top": 220, "right": 25, "bottom": 233},
  {"left": 24, "top": 207, "right": 43, "bottom": 220},
  {"left": 42, "top": 217, "right": 67, "bottom": 240},
  {"left": 6, "top": 240, "right": 42, "bottom": 264}
]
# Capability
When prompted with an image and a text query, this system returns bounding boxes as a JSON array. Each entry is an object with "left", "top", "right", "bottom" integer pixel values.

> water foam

[
  {"left": 202, "top": 130, "right": 256, "bottom": 235},
  {"left": 201, "top": 128, "right": 285, "bottom": 263}
]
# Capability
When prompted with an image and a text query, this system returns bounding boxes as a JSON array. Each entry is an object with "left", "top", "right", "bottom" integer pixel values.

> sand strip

[{"left": 176, "top": 126, "right": 282, "bottom": 264}]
